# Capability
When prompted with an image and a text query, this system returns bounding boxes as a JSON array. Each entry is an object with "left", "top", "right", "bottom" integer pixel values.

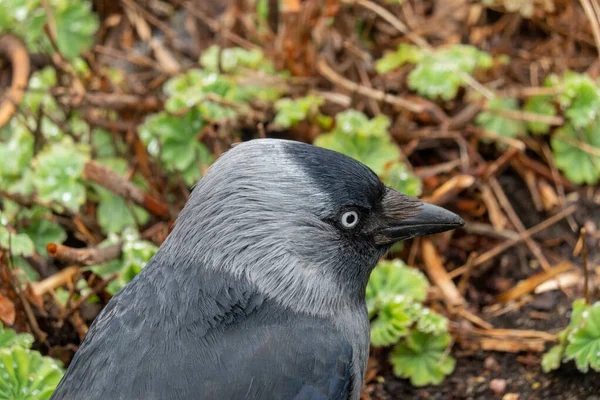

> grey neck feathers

[{"left": 159, "top": 187, "right": 376, "bottom": 318}]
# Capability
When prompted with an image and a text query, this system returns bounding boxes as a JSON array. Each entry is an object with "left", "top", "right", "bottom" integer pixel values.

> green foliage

[
  {"left": 0, "top": 221, "right": 34, "bottom": 257},
  {"left": 31, "top": 138, "right": 89, "bottom": 213},
  {"left": 549, "top": 72, "right": 600, "bottom": 129},
  {"left": 565, "top": 302, "right": 600, "bottom": 373},
  {"left": 409, "top": 44, "right": 493, "bottom": 100},
  {"left": 551, "top": 123, "right": 600, "bottom": 185},
  {"left": 140, "top": 109, "right": 213, "bottom": 185},
  {"left": 20, "top": 219, "right": 66, "bottom": 257},
  {"left": 141, "top": 45, "right": 286, "bottom": 184},
  {"left": 90, "top": 158, "right": 150, "bottom": 235},
  {"left": 164, "top": 46, "right": 281, "bottom": 115},
  {"left": 314, "top": 110, "right": 421, "bottom": 196},
  {"left": 376, "top": 44, "right": 493, "bottom": 100},
  {"left": 370, "top": 300, "right": 412, "bottom": 347},
  {"left": 375, "top": 44, "right": 424, "bottom": 74},
  {"left": 523, "top": 95, "right": 556, "bottom": 134},
  {"left": 542, "top": 300, "right": 600, "bottom": 374},
  {"left": 366, "top": 259, "right": 454, "bottom": 385},
  {"left": 273, "top": 96, "right": 325, "bottom": 128},
  {"left": 90, "top": 227, "right": 158, "bottom": 295},
  {"left": 0, "top": 325, "right": 33, "bottom": 349},
  {"left": 200, "top": 45, "right": 276, "bottom": 74},
  {"left": 0, "top": 0, "right": 98, "bottom": 59},
  {"left": 476, "top": 97, "right": 526, "bottom": 139},
  {"left": 0, "top": 324, "right": 63, "bottom": 399},
  {"left": 390, "top": 331, "right": 456, "bottom": 386}
]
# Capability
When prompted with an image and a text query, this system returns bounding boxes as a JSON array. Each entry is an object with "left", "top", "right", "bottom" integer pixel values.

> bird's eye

[{"left": 340, "top": 210, "right": 360, "bottom": 229}]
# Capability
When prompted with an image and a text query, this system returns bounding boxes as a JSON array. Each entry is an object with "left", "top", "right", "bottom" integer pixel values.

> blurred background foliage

[{"left": 0, "top": 0, "right": 600, "bottom": 398}]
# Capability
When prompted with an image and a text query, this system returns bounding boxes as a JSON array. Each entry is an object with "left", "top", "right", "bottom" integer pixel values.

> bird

[{"left": 50, "top": 138, "right": 464, "bottom": 400}]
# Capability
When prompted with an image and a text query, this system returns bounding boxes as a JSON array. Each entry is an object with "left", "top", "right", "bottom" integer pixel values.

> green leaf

[
  {"left": 414, "top": 307, "right": 449, "bottom": 336},
  {"left": 376, "top": 44, "right": 423, "bottom": 74},
  {"left": 370, "top": 299, "right": 412, "bottom": 347},
  {"left": 0, "top": 124, "right": 34, "bottom": 189},
  {"left": 21, "top": 219, "right": 66, "bottom": 257},
  {"left": 91, "top": 159, "right": 150, "bottom": 234},
  {"left": 139, "top": 109, "right": 213, "bottom": 184},
  {"left": 32, "top": 138, "right": 89, "bottom": 212},
  {"left": 366, "top": 259, "right": 429, "bottom": 315},
  {"left": 0, "top": 324, "right": 34, "bottom": 349},
  {"left": 542, "top": 344, "right": 564, "bottom": 373},
  {"left": 542, "top": 299, "right": 590, "bottom": 372},
  {"left": 476, "top": 97, "right": 526, "bottom": 139},
  {"left": 523, "top": 95, "right": 556, "bottom": 134},
  {"left": 0, "top": 346, "right": 64, "bottom": 399},
  {"left": 0, "top": 0, "right": 97, "bottom": 60},
  {"left": 565, "top": 302, "right": 600, "bottom": 373},
  {"left": 390, "top": 331, "right": 455, "bottom": 386},
  {"left": 90, "top": 228, "right": 158, "bottom": 295},
  {"left": 200, "top": 45, "right": 275, "bottom": 74},
  {"left": 553, "top": 72, "right": 600, "bottom": 129},
  {"left": 0, "top": 228, "right": 34, "bottom": 257},
  {"left": 273, "top": 96, "right": 324, "bottom": 128},
  {"left": 54, "top": 0, "right": 99, "bottom": 59},
  {"left": 315, "top": 110, "right": 421, "bottom": 197},
  {"left": 408, "top": 45, "right": 493, "bottom": 100},
  {"left": 551, "top": 122, "right": 600, "bottom": 185}
]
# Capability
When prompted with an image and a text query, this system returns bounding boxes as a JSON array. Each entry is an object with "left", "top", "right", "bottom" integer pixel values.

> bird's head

[{"left": 166, "top": 139, "right": 463, "bottom": 314}]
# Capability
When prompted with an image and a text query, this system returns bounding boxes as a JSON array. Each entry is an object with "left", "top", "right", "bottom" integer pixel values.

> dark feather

[{"left": 51, "top": 261, "right": 352, "bottom": 400}]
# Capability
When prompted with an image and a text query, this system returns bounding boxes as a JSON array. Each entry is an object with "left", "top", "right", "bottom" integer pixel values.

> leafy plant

[
  {"left": 476, "top": 97, "right": 526, "bottom": 139},
  {"left": 0, "top": 324, "right": 63, "bottom": 399},
  {"left": 164, "top": 46, "right": 282, "bottom": 115},
  {"left": 542, "top": 299, "right": 600, "bottom": 373},
  {"left": 0, "top": 220, "right": 34, "bottom": 258},
  {"left": 523, "top": 95, "right": 556, "bottom": 134},
  {"left": 376, "top": 44, "right": 493, "bottom": 100},
  {"left": 89, "top": 158, "right": 150, "bottom": 235},
  {"left": 375, "top": 44, "right": 424, "bottom": 74},
  {"left": 550, "top": 123, "right": 600, "bottom": 185},
  {"left": 31, "top": 138, "right": 89, "bottom": 213},
  {"left": 0, "top": 0, "right": 98, "bottom": 59},
  {"left": 273, "top": 96, "right": 328, "bottom": 128},
  {"left": 139, "top": 109, "right": 213, "bottom": 185},
  {"left": 0, "top": 324, "right": 34, "bottom": 349},
  {"left": 549, "top": 72, "right": 600, "bottom": 129},
  {"left": 90, "top": 227, "right": 158, "bottom": 295},
  {"left": 390, "top": 331, "right": 455, "bottom": 386},
  {"left": 314, "top": 110, "right": 422, "bottom": 196},
  {"left": 366, "top": 259, "right": 454, "bottom": 386}
]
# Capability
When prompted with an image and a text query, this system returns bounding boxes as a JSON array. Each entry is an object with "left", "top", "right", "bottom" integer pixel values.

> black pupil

[{"left": 345, "top": 213, "right": 356, "bottom": 225}]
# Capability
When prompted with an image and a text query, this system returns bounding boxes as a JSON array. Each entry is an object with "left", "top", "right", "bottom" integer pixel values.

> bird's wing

[{"left": 51, "top": 267, "right": 354, "bottom": 400}]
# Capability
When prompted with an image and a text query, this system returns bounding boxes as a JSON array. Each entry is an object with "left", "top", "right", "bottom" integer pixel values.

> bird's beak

[{"left": 374, "top": 189, "right": 465, "bottom": 245}]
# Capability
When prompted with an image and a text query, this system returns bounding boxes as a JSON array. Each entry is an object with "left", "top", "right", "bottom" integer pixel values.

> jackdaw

[{"left": 51, "top": 138, "right": 464, "bottom": 400}]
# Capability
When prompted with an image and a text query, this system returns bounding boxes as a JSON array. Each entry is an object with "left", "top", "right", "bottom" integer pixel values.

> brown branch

[
  {"left": 0, "top": 34, "right": 30, "bottom": 129},
  {"left": 30, "top": 266, "right": 80, "bottom": 296},
  {"left": 515, "top": 153, "right": 577, "bottom": 191},
  {"left": 62, "top": 92, "right": 164, "bottom": 112},
  {"left": 316, "top": 58, "right": 439, "bottom": 116},
  {"left": 83, "top": 160, "right": 170, "bottom": 218},
  {"left": 580, "top": 227, "right": 591, "bottom": 304},
  {"left": 452, "top": 205, "right": 577, "bottom": 277},
  {"left": 47, "top": 243, "right": 122, "bottom": 266},
  {"left": 496, "top": 261, "right": 573, "bottom": 304},
  {"left": 63, "top": 272, "right": 119, "bottom": 319}
]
